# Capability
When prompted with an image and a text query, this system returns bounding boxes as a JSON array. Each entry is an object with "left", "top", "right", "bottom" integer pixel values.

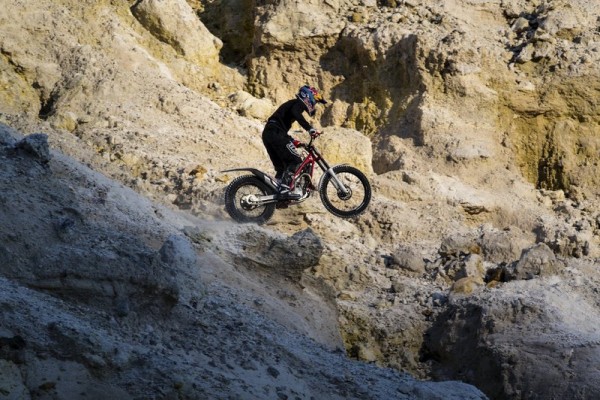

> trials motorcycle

[{"left": 223, "top": 132, "right": 371, "bottom": 224}]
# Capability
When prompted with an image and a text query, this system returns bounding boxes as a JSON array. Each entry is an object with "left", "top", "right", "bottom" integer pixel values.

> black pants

[{"left": 262, "top": 123, "right": 302, "bottom": 180}]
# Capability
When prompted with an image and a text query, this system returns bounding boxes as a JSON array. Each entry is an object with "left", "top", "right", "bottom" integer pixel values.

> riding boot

[{"left": 277, "top": 172, "right": 301, "bottom": 200}]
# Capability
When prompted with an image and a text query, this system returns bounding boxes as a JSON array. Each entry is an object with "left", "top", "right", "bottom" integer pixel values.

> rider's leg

[
  {"left": 273, "top": 140, "right": 302, "bottom": 189},
  {"left": 280, "top": 138, "right": 302, "bottom": 186},
  {"left": 263, "top": 129, "right": 302, "bottom": 198},
  {"left": 262, "top": 125, "right": 286, "bottom": 180}
]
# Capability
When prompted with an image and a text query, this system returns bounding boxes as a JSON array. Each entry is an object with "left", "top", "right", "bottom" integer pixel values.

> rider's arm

[{"left": 291, "top": 100, "right": 314, "bottom": 132}]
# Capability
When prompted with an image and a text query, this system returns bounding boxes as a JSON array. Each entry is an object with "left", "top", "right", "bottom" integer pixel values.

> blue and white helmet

[{"left": 296, "top": 85, "right": 327, "bottom": 116}]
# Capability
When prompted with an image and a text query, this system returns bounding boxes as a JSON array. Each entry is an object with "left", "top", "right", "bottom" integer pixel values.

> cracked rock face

[
  {"left": 131, "top": 0, "right": 222, "bottom": 66},
  {"left": 1, "top": 1, "right": 600, "bottom": 399}
]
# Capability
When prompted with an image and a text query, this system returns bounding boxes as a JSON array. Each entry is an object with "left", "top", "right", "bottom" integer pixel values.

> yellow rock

[{"left": 451, "top": 277, "right": 483, "bottom": 295}]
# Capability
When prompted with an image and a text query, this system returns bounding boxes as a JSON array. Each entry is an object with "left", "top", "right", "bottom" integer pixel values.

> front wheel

[
  {"left": 224, "top": 175, "right": 276, "bottom": 224},
  {"left": 319, "top": 165, "right": 371, "bottom": 218}
]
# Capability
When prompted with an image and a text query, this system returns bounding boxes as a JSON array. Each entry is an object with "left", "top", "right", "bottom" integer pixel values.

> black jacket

[{"left": 267, "top": 99, "right": 313, "bottom": 133}]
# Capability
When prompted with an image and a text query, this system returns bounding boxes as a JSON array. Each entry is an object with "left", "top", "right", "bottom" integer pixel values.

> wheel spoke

[
  {"left": 320, "top": 165, "right": 370, "bottom": 218},
  {"left": 326, "top": 172, "right": 365, "bottom": 211}
]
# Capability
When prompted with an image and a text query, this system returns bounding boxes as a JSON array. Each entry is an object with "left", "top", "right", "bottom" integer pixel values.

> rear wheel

[
  {"left": 319, "top": 165, "right": 371, "bottom": 218},
  {"left": 224, "top": 175, "right": 276, "bottom": 224}
]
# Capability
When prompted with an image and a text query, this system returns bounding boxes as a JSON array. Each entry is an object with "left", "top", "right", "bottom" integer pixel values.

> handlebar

[
  {"left": 293, "top": 130, "right": 323, "bottom": 148},
  {"left": 310, "top": 130, "right": 323, "bottom": 145}
]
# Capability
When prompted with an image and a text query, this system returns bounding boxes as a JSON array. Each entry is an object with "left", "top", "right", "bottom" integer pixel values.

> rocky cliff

[
  {"left": 1, "top": 0, "right": 599, "bottom": 399},
  {"left": 0, "top": 124, "right": 487, "bottom": 399}
]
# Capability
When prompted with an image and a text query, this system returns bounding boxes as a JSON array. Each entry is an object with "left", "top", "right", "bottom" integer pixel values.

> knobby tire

[
  {"left": 319, "top": 165, "right": 371, "bottom": 218},
  {"left": 224, "top": 175, "right": 276, "bottom": 224}
]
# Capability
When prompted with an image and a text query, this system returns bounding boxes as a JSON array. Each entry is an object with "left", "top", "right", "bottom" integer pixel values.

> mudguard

[{"left": 222, "top": 168, "right": 279, "bottom": 191}]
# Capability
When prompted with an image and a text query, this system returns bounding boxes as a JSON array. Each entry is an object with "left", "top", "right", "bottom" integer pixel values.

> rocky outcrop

[
  {"left": 0, "top": 125, "right": 490, "bottom": 399},
  {"left": 423, "top": 273, "right": 600, "bottom": 400},
  {"left": 229, "top": 227, "right": 324, "bottom": 280},
  {"left": 1, "top": 1, "right": 600, "bottom": 399},
  {"left": 246, "top": 0, "right": 600, "bottom": 199},
  {"left": 0, "top": 131, "right": 203, "bottom": 315},
  {"left": 191, "top": 0, "right": 255, "bottom": 65},
  {"left": 504, "top": 243, "right": 562, "bottom": 281},
  {"left": 318, "top": 127, "right": 375, "bottom": 175},
  {"left": 131, "top": 0, "right": 222, "bottom": 67},
  {"left": 227, "top": 90, "right": 274, "bottom": 120},
  {"left": 14, "top": 133, "right": 52, "bottom": 164}
]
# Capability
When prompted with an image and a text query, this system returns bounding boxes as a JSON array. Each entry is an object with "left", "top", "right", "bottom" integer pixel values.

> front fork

[
  {"left": 319, "top": 162, "right": 350, "bottom": 197},
  {"left": 328, "top": 168, "right": 350, "bottom": 195}
]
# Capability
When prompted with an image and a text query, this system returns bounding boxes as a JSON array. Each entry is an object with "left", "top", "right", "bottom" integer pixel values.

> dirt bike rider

[{"left": 262, "top": 85, "right": 327, "bottom": 200}]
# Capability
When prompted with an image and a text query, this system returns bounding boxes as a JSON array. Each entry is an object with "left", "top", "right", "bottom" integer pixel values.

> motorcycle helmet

[{"left": 297, "top": 85, "right": 327, "bottom": 116}]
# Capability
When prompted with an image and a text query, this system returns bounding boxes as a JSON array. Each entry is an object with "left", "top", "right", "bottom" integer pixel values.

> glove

[{"left": 292, "top": 139, "right": 304, "bottom": 148}]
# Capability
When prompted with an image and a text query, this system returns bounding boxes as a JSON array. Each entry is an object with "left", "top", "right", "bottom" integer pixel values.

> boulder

[
  {"left": 14, "top": 133, "right": 52, "bottom": 164},
  {"left": 234, "top": 228, "right": 324, "bottom": 281},
  {"left": 131, "top": 0, "right": 222, "bottom": 66},
  {"left": 228, "top": 90, "right": 274, "bottom": 121},
  {"left": 450, "top": 276, "right": 484, "bottom": 295},
  {"left": 505, "top": 243, "right": 562, "bottom": 280},
  {"left": 389, "top": 245, "right": 426, "bottom": 273},
  {"left": 424, "top": 278, "right": 600, "bottom": 399},
  {"left": 477, "top": 225, "right": 534, "bottom": 264},
  {"left": 318, "top": 127, "right": 374, "bottom": 175}
]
